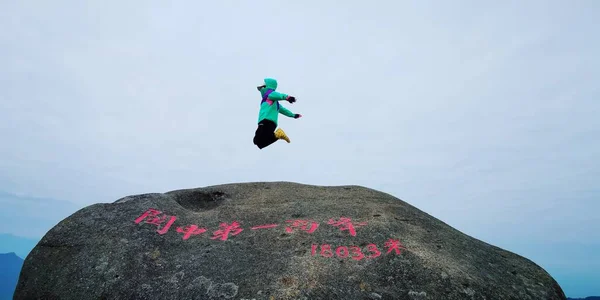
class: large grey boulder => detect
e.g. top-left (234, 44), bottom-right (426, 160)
top-left (14, 182), bottom-right (566, 299)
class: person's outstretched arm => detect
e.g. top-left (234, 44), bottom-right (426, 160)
top-left (268, 90), bottom-right (296, 103)
top-left (279, 105), bottom-right (302, 119)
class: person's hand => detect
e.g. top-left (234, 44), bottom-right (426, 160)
top-left (294, 114), bottom-right (302, 119)
top-left (287, 96), bottom-right (296, 103)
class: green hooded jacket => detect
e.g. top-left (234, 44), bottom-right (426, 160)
top-left (257, 78), bottom-right (296, 126)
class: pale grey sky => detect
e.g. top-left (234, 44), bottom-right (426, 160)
top-left (1, 0), bottom-right (598, 297)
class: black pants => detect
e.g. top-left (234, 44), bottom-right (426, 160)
top-left (253, 119), bottom-right (278, 149)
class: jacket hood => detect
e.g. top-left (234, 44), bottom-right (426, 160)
top-left (264, 78), bottom-right (278, 90)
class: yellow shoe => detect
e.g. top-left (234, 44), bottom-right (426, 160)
top-left (274, 128), bottom-right (291, 143)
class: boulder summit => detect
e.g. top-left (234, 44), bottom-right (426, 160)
top-left (14, 182), bottom-right (566, 299)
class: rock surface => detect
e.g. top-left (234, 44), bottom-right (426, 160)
top-left (15, 182), bottom-right (566, 299)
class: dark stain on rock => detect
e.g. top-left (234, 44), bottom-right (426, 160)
top-left (280, 277), bottom-right (296, 286)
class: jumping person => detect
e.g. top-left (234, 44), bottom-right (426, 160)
top-left (253, 78), bottom-right (302, 149)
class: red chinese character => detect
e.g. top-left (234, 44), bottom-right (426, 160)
top-left (211, 221), bottom-right (243, 241)
top-left (145, 215), bottom-right (167, 226)
top-left (134, 208), bottom-right (162, 224)
top-left (285, 220), bottom-right (319, 234)
top-left (134, 208), bottom-right (177, 235)
top-left (176, 225), bottom-right (207, 240)
top-left (156, 216), bottom-right (177, 234)
top-left (327, 217), bottom-right (367, 236)
top-left (384, 239), bottom-right (406, 254)
top-left (250, 224), bottom-right (279, 230)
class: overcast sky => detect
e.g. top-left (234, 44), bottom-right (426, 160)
top-left (1, 0), bottom-right (598, 297)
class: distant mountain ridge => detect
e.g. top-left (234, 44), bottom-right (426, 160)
top-left (567, 297), bottom-right (600, 300)
top-left (0, 252), bottom-right (24, 300)
top-left (0, 190), bottom-right (80, 238)
top-left (0, 234), bottom-right (39, 259)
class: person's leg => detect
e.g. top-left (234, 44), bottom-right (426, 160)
top-left (253, 126), bottom-right (271, 149)
top-left (253, 120), bottom-right (278, 149)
